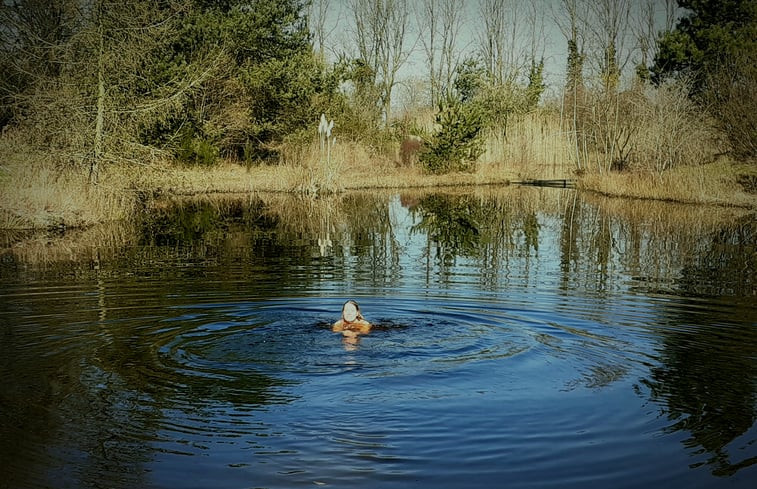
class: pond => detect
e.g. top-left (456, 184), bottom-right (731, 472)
top-left (1, 187), bottom-right (755, 488)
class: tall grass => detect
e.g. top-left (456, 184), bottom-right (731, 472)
top-left (0, 136), bottom-right (137, 229)
top-left (479, 109), bottom-right (575, 180)
top-left (279, 140), bottom-right (344, 195)
top-left (278, 135), bottom-right (402, 194)
top-left (579, 160), bottom-right (756, 207)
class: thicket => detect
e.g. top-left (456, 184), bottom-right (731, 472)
top-left (564, 80), bottom-right (717, 175)
top-left (652, 0), bottom-right (756, 159)
top-left (419, 56), bottom-right (546, 174)
top-left (0, 0), bottom-right (341, 178)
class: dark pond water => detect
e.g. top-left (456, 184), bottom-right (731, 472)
top-left (1, 188), bottom-right (756, 489)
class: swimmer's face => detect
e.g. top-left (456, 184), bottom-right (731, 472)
top-left (342, 302), bottom-right (359, 322)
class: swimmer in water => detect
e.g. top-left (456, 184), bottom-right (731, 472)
top-left (332, 300), bottom-right (371, 339)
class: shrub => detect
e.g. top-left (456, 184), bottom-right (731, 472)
top-left (705, 48), bottom-right (757, 159)
top-left (177, 131), bottom-right (219, 166)
top-left (420, 96), bottom-right (484, 174)
top-left (567, 79), bottom-right (719, 174)
top-left (629, 81), bottom-right (719, 173)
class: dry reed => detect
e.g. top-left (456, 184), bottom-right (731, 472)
top-left (579, 160), bottom-right (757, 208)
top-left (0, 138), bottom-right (137, 229)
top-left (480, 110), bottom-right (575, 180)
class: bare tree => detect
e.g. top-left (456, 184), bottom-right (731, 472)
top-left (554, 0), bottom-right (589, 92)
top-left (586, 0), bottom-right (632, 92)
top-left (87, 0), bottom-right (201, 183)
top-left (524, 0), bottom-right (546, 64)
top-left (0, 0), bottom-right (81, 78)
top-left (553, 0), bottom-right (590, 171)
top-left (348, 0), bottom-right (412, 127)
top-left (660, 0), bottom-right (678, 33)
top-left (631, 0), bottom-right (679, 84)
top-left (477, 0), bottom-right (510, 84)
top-left (309, 0), bottom-right (344, 61)
top-left (418, 0), bottom-right (465, 106)
top-left (4, 0), bottom-right (216, 181)
top-left (476, 0), bottom-right (536, 85)
top-left (308, 0), bottom-right (330, 59)
top-left (0, 0), bottom-right (82, 125)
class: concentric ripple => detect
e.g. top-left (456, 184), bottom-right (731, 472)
top-left (3, 189), bottom-right (756, 489)
top-left (147, 295), bottom-right (644, 404)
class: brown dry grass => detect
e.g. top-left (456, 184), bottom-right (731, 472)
top-left (480, 110), bottom-right (575, 181)
top-left (578, 159), bottom-right (757, 208)
top-left (0, 140), bottom-right (515, 231)
top-left (131, 140), bottom-right (515, 196)
top-left (0, 138), bottom-right (137, 229)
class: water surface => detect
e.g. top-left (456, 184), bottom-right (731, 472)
top-left (1, 188), bottom-right (755, 488)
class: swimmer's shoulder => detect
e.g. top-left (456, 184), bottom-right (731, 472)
top-left (332, 319), bottom-right (371, 334)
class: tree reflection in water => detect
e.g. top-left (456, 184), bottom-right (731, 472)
top-left (409, 191), bottom-right (757, 476)
top-left (1, 188), bottom-right (755, 484)
top-left (640, 214), bottom-right (757, 476)
top-left (402, 190), bottom-right (542, 288)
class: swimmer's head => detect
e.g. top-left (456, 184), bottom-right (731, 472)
top-left (342, 300), bottom-right (362, 323)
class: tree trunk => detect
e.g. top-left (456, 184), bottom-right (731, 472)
top-left (90, 5), bottom-right (105, 185)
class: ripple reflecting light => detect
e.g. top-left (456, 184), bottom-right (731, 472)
top-left (1, 189), bottom-right (755, 489)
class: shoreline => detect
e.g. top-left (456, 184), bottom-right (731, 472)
top-left (1, 158), bottom-right (755, 232)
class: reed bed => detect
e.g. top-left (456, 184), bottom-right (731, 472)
top-left (579, 160), bottom-right (757, 208)
top-left (480, 110), bottom-right (575, 181)
top-left (0, 140), bottom-right (137, 229)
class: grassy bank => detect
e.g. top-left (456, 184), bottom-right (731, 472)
top-left (0, 133), bottom-right (518, 230)
top-left (578, 160), bottom-right (757, 208)
top-left (0, 139), bottom-right (138, 230)
top-left (1, 118), bottom-right (755, 231)
top-left (130, 158), bottom-right (515, 196)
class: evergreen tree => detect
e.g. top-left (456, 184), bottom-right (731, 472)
top-left (651, 0), bottom-right (756, 158)
top-left (526, 58), bottom-right (546, 110)
top-left (142, 0), bottom-right (331, 162)
top-left (420, 94), bottom-right (484, 174)
top-left (651, 0), bottom-right (756, 87)
top-left (565, 39), bottom-right (584, 94)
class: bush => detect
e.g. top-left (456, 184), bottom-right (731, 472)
top-left (629, 81), bottom-right (719, 173)
top-left (420, 96), bottom-right (484, 174)
top-left (705, 48), bottom-right (757, 159)
top-left (177, 131), bottom-right (219, 166)
top-left (568, 80), bottom-right (718, 174)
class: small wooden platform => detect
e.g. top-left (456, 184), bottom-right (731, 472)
top-left (516, 179), bottom-right (576, 188)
